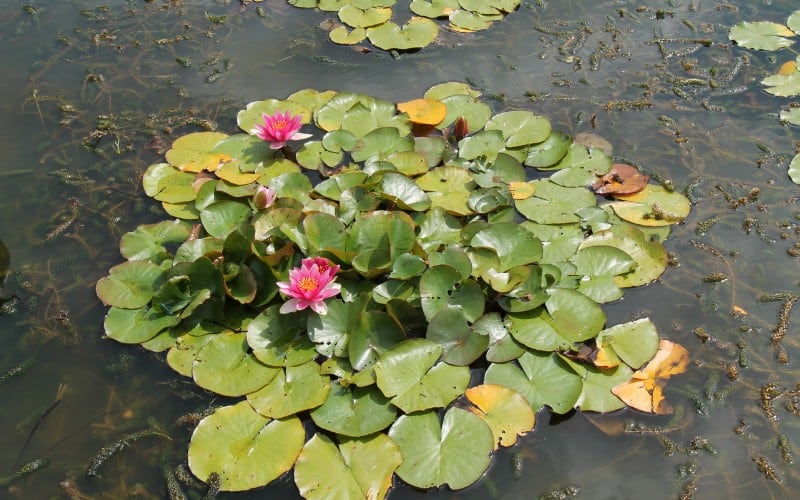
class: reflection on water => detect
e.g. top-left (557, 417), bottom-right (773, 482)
top-left (0, 0), bottom-right (799, 498)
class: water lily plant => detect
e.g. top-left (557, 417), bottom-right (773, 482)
top-left (98, 83), bottom-right (692, 497)
top-left (251, 110), bottom-right (312, 149)
top-left (276, 257), bottom-right (341, 314)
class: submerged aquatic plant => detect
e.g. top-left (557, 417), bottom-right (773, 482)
top-left (276, 257), bottom-right (341, 314)
top-left (251, 111), bottom-right (312, 149)
top-left (96, 83), bottom-right (691, 496)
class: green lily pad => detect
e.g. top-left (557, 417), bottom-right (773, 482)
top-left (389, 407), bottom-right (494, 490)
top-left (780, 105), bottom-right (800, 126)
top-left (271, 172), bottom-right (314, 204)
top-left (348, 310), bottom-right (406, 371)
top-left (339, 5), bottom-right (392, 28)
top-left (296, 141), bottom-right (344, 170)
top-left (192, 331), bottom-right (280, 397)
top-left (96, 261), bottom-right (163, 309)
top-left (415, 165), bottom-right (475, 215)
top-left (571, 362), bottom-right (632, 413)
top-left (525, 130), bottom-right (572, 168)
top-left (449, 10), bottom-right (499, 32)
top-left (470, 222), bottom-right (543, 272)
top-left (294, 433), bottom-right (402, 500)
top-left (428, 247), bottom-right (472, 279)
top-left (375, 338), bottom-right (470, 412)
top-left (410, 0), bottom-right (460, 18)
top-left (319, 0), bottom-right (354, 11)
top-left (142, 163), bottom-right (176, 197)
top-left (761, 71), bottom-right (800, 97)
top-left (166, 331), bottom-right (216, 377)
top-left (367, 17), bottom-right (439, 50)
top-left (212, 133), bottom-right (275, 173)
top-left (388, 253), bottom-right (427, 280)
top-left (247, 305), bottom-right (318, 367)
top-left (506, 307), bottom-right (570, 351)
top-left (545, 288), bottom-right (606, 343)
top-left (570, 245), bottom-right (635, 303)
top-left (103, 306), bottom-right (180, 344)
top-left (315, 93), bottom-right (369, 132)
top-left (788, 10), bottom-right (800, 34)
top-left (596, 318), bottom-right (660, 370)
top-left (426, 305), bottom-right (489, 365)
top-left (352, 126), bottom-right (414, 162)
top-left (200, 200), bottom-right (252, 239)
top-left (580, 225), bottom-right (667, 287)
top-left (485, 111), bottom-right (551, 148)
top-left (416, 207), bottom-right (463, 252)
top-left (515, 180), bottom-right (596, 224)
top-left (306, 298), bottom-right (365, 357)
top-left (419, 265), bottom-right (485, 321)
top-left (438, 93), bottom-right (493, 132)
top-left (473, 312), bottom-right (526, 362)
top-left (379, 172), bottom-right (432, 211)
top-left (310, 382), bottom-right (397, 437)
top-left (329, 25), bottom-right (368, 45)
top-left (790, 153), bottom-right (800, 184)
top-left (549, 144), bottom-right (612, 188)
top-left (120, 220), bottom-right (192, 263)
top-left (424, 81), bottom-right (482, 101)
top-left (458, 130), bottom-right (506, 162)
top-left (188, 401), bottom-right (305, 492)
top-left (485, 350), bottom-right (583, 414)
top-left (247, 361), bottom-right (330, 418)
top-left (348, 210), bottom-right (417, 276)
top-left (729, 21), bottom-right (795, 51)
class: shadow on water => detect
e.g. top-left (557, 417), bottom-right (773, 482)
top-left (0, 0), bottom-right (799, 498)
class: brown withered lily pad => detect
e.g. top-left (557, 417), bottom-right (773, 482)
top-left (592, 163), bottom-right (649, 195)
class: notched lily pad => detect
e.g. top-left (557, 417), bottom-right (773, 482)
top-left (188, 401), bottom-right (305, 492)
top-left (606, 185), bottom-right (691, 226)
top-left (729, 21), bottom-right (795, 51)
top-left (389, 407), bottom-right (494, 490)
top-left (367, 17), bottom-right (439, 51)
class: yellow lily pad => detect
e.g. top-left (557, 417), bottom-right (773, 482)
top-left (165, 132), bottom-right (230, 173)
top-left (607, 185), bottom-right (691, 226)
top-left (464, 384), bottom-right (535, 449)
top-left (214, 160), bottom-right (262, 185)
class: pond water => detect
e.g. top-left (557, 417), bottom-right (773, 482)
top-left (1, 0), bottom-right (799, 498)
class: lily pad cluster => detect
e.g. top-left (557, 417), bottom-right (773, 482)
top-left (290, 0), bottom-right (520, 50)
top-left (728, 9), bottom-right (800, 184)
top-left (96, 82), bottom-right (691, 495)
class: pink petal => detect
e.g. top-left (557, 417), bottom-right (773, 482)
top-left (309, 301), bottom-right (328, 315)
top-left (279, 298), bottom-right (303, 314)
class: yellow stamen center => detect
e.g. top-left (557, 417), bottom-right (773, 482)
top-left (272, 119), bottom-right (287, 130)
top-left (297, 276), bottom-right (319, 292)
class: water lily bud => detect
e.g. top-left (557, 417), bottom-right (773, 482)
top-left (454, 116), bottom-right (469, 140)
top-left (253, 185), bottom-right (276, 209)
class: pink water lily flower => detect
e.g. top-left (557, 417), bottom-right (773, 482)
top-left (252, 111), bottom-right (312, 149)
top-left (301, 256), bottom-right (340, 277)
top-left (253, 185), bottom-right (276, 209)
top-left (277, 258), bottom-right (341, 315)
